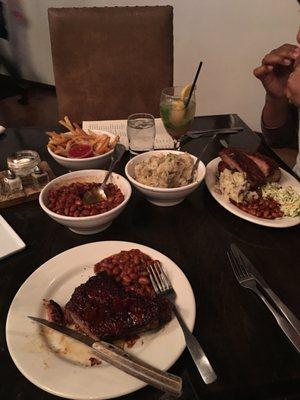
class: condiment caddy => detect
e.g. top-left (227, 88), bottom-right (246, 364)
top-left (0, 160), bottom-right (55, 209)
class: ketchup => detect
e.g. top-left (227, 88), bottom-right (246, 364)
top-left (67, 143), bottom-right (93, 158)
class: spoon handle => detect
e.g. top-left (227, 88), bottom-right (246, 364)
top-left (188, 134), bottom-right (217, 184)
top-left (102, 159), bottom-right (117, 186)
top-left (102, 144), bottom-right (126, 185)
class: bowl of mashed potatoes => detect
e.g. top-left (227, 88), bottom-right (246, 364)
top-left (125, 150), bottom-right (206, 206)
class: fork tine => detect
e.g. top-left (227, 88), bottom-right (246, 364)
top-left (152, 262), bottom-right (166, 291)
top-left (231, 248), bottom-right (249, 278)
top-left (227, 251), bottom-right (238, 279)
top-left (148, 264), bottom-right (164, 292)
top-left (231, 250), bottom-right (247, 279)
top-left (154, 261), bottom-right (171, 290)
top-left (147, 266), bottom-right (160, 294)
top-left (153, 261), bottom-right (169, 291)
top-left (227, 250), bottom-right (243, 281)
top-left (231, 243), bottom-right (250, 268)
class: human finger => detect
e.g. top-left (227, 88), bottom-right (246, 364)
top-left (262, 52), bottom-right (294, 66)
top-left (271, 43), bottom-right (299, 58)
top-left (291, 46), bottom-right (300, 59)
top-left (253, 64), bottom-right (273, 79)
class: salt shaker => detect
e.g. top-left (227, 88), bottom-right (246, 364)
top-left (3, 169), bottom-right (23, 193)
top-left (31, 166), bottom-right (49, 188)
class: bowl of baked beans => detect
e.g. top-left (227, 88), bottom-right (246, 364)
top-left (39, 170), bottom-right (132, 235)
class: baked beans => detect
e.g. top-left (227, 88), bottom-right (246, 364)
top-left (231, 196), bottom-right (283, 219)
top-left (94, 249), bottom-right (156, 296)
top-left (47, 182), bottom-right (124, 217)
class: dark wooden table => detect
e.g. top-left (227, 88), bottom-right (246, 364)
top-left (1, 115), bottom-right (299, 400)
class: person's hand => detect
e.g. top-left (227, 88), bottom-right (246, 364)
top-left (286, 55), bottom-right (300, 107)
top-left (253, 44), bottom-right (300, 99)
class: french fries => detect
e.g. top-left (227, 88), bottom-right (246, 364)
top-left (46, 116), bottom-right (119, 158)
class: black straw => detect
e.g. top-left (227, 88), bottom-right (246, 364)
top-left (185, 61), bottom-right (203, 108)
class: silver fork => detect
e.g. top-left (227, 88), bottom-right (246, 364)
top-left (227, 250), bottom-right (300, 353)
top-left (147, 261), bottom-right (217, 384)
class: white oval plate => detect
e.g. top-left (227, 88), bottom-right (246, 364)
top-left (6, 241), bottom-right (196, 399)
top-left (205, 157), bottom-right (300, 228)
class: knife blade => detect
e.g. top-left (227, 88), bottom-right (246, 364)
top-left (230, 244), bottom-right (300, 334)
top-left (186, 127), bottom-right (244, 139)
top-left (28, 316), bottom-right (182, 397)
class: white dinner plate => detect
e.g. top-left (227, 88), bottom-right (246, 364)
top-left (6, 241), bottom-right (196, 399)
top-left (205, 157), bottom-right (300, 228)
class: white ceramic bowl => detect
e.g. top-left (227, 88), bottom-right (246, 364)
top-left (47, 130), bottom-right (116, 171)
top-left (39, 170), bottom-right (132, 235)
top-left (125, 150), bottom-right (206, 206)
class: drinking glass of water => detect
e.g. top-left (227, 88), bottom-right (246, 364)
top-left (127, 113), bottom-right (156, 156)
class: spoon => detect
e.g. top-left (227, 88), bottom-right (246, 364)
top-left (83, 143), bottom-right (126, 204)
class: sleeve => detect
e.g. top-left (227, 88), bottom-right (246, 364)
top-left (261, 105), bottom-right (298, 149)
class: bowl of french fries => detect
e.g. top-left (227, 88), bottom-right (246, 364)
top-left (47, 116), bottom-right (120, 170)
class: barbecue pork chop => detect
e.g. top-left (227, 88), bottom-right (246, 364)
top-left (60, 272), bottom-right (172, 341)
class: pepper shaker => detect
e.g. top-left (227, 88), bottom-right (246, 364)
top-left (31, 166), bottom-right (49, 188)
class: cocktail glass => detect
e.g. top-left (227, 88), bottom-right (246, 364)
top-left (160, 86), bottom-right (196, 150)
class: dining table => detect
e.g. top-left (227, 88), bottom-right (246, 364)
top-left (0, 114), bottom-right (299, 400)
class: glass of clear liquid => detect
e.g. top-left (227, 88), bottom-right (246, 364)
top-left (127, 113), bottom-right (156, 156)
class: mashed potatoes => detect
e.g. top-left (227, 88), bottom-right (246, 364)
top-left (134, 153), bottom-right (194, 188)
top-left (218, 169), bottom-right (250, 203)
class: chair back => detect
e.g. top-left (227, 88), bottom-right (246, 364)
top-left (48, 6), bottom-right (173, 122)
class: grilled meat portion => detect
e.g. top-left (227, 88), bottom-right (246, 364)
top-left (64, 272), bottom-right (172, 341)
top-left (43, 299), bottom-right (65, 326)
top-left (244, 152), bottom-right (281, 182)
top-left (266, 169), bottom-right (281, 183)
top-left (219, 147), bottom-right (266, 188)
top-left (219, 148), bottom-right (242, 172)
top-left (218, 160), bottom-right (231, 175)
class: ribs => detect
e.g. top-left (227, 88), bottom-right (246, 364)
top-left (218, 160), bottom-right (231, 175)
top-left (219, 147), bottom-right (266, 187)
top-left (244, 152), bottom-right (281, 182)
top-left (219, 147), bottom-right (281, 187)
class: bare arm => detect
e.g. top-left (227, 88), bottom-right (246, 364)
top-left (261, 104), bottom-right (298, 148)
top-left (254, 43), bottom-right (299, 147)
top-left (262, 95), bottom-right (290, 128)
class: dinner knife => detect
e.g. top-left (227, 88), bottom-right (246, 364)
top-left (28, 316), bottom-right (182, 397)
top-left (231, 244), bottom-right (300, 334)
top-left (186, 127), bottom-right (244, 139)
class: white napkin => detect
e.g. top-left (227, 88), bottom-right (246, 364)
top-left (82, 119), bottom-right (174, 150)
top-left (0, 215), bottom-right (25, 260)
